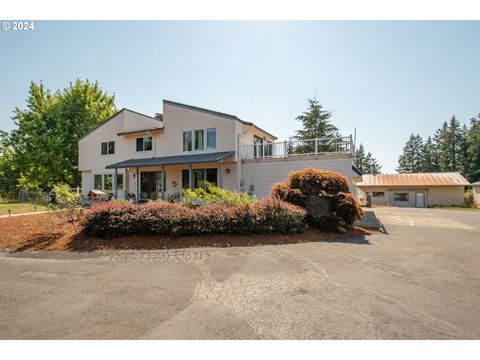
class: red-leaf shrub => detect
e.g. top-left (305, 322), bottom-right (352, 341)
top-left (82, 198), bottom-right (306, 238)
top-left (270, 168), bottom-right (363, 232)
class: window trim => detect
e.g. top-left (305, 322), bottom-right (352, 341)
top-left (136, 136), bottom-right (153, 152)
top-left (101, 141), bottom-right (115, 155)
top-left (183, 127), bottom-right (217, 153)
top-left (393, 192), bottom-right (409, 202)
top-left (93, 173), bottom-right (123, 192)
top-left (183, 131), bottom-right (193, 152)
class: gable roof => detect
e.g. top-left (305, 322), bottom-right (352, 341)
top-left (357, 172), bottom-right (470, 187)
top-left (163, 99), bottom-right (278, 140)
top-left (79, 108), bottom-right (162, 141)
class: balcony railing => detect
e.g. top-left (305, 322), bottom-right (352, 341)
top-left (242, 136), bottom-right (353, 160)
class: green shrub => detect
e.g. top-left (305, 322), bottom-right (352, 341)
top-left (465, 189), bottom-right (474, 208)
top-left (81, 198), bottom-right (306, 238)
top-left (49, 183), bottom-right (83, 223)
top-left (182, 182), bottom-right (255, 207)
top-left (271, 168), bottom-right (363, 232)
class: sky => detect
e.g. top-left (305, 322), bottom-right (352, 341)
top-left (1, 21), bottom-right (479, 172)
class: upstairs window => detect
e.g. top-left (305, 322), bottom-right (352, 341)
top-left (206, 128), bottom-right (216, 149)
top-left (136, 136), bottom-right (153, 152)
top-left (183, 131), bottom-right (192, 151)
top-left (101, 141), bottom-right (115, 155)
top-left (184, 128), bottom-right (217, 152)
top-left (195, 129), bottom-right (204, 151)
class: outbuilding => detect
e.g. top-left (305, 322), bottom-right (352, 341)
top-left (355, 172), bottom-right (469, 208)
top-left (472, 181), bottom-right (480, 206)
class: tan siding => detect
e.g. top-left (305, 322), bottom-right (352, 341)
top-left (428, 186), bottom-right (465, 206)
top-left (161, 103), bottom-right (236, 157)
top-left (473, 185), bottom-right (480, 205)
top-left (241, 156), bottom-right (356, 198)
top-left (123, 110), bottom-right (161, 132)
top-left (357, 185), bottom-right (465, 207)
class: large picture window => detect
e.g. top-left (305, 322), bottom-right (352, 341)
top-left (93, 173), bottom-right (123, 192)
top-left (182, 168), bottom-right (217, 189)
top-left (101, 141), bottom-right (115, 155)
top-left (136, 136), bottom-right (153, 152)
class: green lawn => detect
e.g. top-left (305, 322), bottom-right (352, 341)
top-left (0, 203), bottom-right (48, 216)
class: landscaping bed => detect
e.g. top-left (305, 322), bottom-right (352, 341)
top-left (0, 212), bottom-right (369, 252)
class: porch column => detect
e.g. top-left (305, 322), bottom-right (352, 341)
top-left (114, 168), bottom-right (118, 199)
top-left (189, 165), bottom-right (193, 190)
top-left (136, 167), bottom-right (140, 201)
top-left (161, 166), bottom-right (165, 200)
top-left (219, 161), bottom-right (224, 188)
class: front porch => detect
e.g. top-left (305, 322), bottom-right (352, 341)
top-left (105, 151), bottom-right (236, 201)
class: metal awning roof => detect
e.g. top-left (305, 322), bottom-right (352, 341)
top-left (106, 151), bottom-right (234, 169)
top-left (117, 126), bottom-right (163, 136)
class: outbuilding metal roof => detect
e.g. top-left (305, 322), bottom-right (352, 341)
top-left (106, 151), bottom-right (234, 169)
top-left (357, 172), bottom-right (470, 187)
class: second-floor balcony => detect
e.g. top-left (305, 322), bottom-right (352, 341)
top-left (242, 136), bottom-right (353, 160)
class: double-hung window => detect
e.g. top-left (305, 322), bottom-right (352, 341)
top-left (101, 141), bottom-right (115, 155)
top-left (136, 136), bottom-right (153, 152)
top-left (183, 128), bottom-right (216, 152)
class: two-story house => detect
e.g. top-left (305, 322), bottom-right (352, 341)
top-left (78, 100), bottom-right (361, 200)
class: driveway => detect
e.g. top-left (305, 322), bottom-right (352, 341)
top-left (0, 207), bottom-right (479, 339)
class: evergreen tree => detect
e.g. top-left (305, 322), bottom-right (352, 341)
top-left (354, 143), bottom-right (367, 173)
top-left (354, 143), bottom-right (382, 174)
top-left (443, 115), bottom-right (463, 171)
top-left (420, 136), bottom-right (439, 172)
top-left (294, 96), bottom-right (339, 140)
top-left (397, 134), bottom-right (423, 173)
top-left (465, 115), bottom-right (480, 182)
top-left (364, 152), bottom-right (382, 175)
top-left (434, 121), bottom-right (449, 171)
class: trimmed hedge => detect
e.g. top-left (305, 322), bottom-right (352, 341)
top-left (271, 168), bottom-right (363, 232)
top-left (81, 198), bottom-right (306, 238)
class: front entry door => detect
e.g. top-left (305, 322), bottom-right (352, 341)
top-left (415, 192), bottom-right (425, 208)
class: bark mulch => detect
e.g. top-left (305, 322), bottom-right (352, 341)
top-left (0, 213), bottom-right (371, 252)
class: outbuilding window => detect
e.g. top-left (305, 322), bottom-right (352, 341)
top-left (394, 192), bottom-right (409, 201)
top-left (373, 192), bottom-right (385, 198)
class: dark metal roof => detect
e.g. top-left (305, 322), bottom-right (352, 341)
top-left (117, 126), bottom-right (163, 136)
top-left (163, 99), bottom-right (278, 140)
top-left (352, 164), bottom-right (363, 176)
top-left (79, 108), bottom-right (163, 140)
top-left (106, 151), bottom-right (235, 169)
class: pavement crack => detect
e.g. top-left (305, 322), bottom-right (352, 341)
top-left (284, 249), bottom-right (477, 339)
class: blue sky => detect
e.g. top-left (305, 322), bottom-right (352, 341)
top-left (1, 21), bottom-right (479, 172)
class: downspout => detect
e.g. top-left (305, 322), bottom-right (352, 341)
top-left (237, 132), bottom-right (242, 192)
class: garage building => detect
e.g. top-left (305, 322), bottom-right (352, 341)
top-left (355, 172), bottom-right (470, 208)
